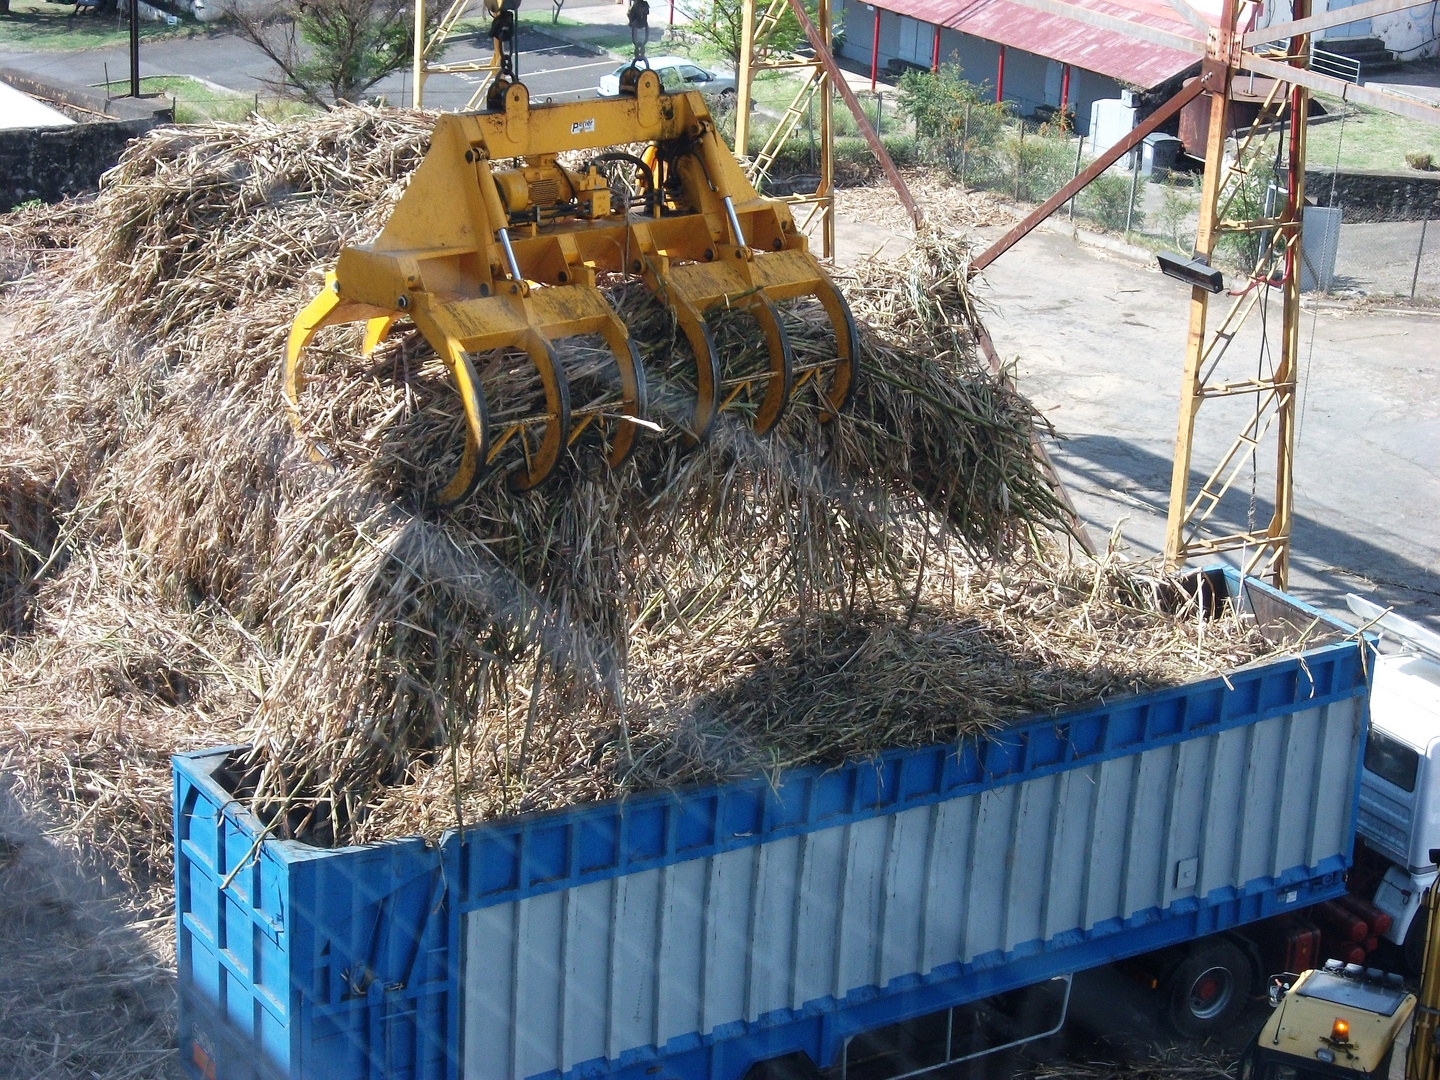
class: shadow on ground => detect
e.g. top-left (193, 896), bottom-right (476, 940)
top-left (1049, 433), bottom-right (1440, 631)
top-left (0, 781), bottom-right (179, 1080)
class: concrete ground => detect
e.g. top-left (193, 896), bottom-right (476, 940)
top-left (978, 225), bottom-right (1440, 633)
top-left (821, 201), bottom-right (1440, 634)
top-left (1365, 57), bottom-right (1440, 107)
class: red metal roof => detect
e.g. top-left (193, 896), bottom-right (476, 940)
top-left (871, 0), bottom-right (1216, 88)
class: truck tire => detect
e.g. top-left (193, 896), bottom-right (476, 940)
top-left (1165, 939), bottom-right (1252, 1039)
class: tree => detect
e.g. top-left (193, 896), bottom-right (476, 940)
top-left (227, 0), bottom-right (423, 108)
top-left (675, 0), bottom-right (818, 74)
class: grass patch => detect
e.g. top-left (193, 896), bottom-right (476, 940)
top-left (0, 0), bottom-right (200, 51)
top-left (1308, 94), bottom-right (1440, 173)
top-left (98, 75), bottom-right (319, 123)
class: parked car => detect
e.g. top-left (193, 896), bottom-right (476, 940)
top-left (597, 56), bottom-right (736, 99)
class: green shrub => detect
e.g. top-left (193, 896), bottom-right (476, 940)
top-left (1081, 170), bottom-right (1145, 232)
top-left (1005, 123), bottom-right (1074, 203)
top-left (895, 63), bottom-right (1007, 176)
top-left (1155, 178), bottom-right (1195, 247)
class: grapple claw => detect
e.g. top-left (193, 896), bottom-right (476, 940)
top-left (810, 278), bottom-right (861, 421)
top-left (748, 294), bottom-right (796, 436)
top-left (362, 315), bottom-right (398, 358)
top-left (504, 335), bottom-right (572, 492)
top-left (282, 72), bottom-right (856, 505)
top-left (587, 318), bottom-right (649, 469)
top-left (285, 274), bottom-right (398, 457)
top-left (434, 349), bottom-right (490, 508)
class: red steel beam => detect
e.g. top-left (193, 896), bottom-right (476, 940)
top-left (970, 76), bottom-right (1205, 273)
top-left (870, 9), bottom-right (880, 92)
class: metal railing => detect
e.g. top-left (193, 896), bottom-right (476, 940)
top-left (1310, 43), bottom-right (1363, 84)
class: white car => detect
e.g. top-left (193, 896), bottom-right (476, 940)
top-left (597, 56), bottom-right (737, 99)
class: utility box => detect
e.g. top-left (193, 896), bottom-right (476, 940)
top-left (1300, 204), bottom-right (1343, 292)
top-left (1089, 98), bottom-right (1137, 157)
top-left (1265, 183), bottom-right (1343, 292)
top-left (1141, 134), bottom-right (1183, 180)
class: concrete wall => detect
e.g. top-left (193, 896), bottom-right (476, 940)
top-left (1306, 167), bottom-right (1440, 221)
top-left (0, 118), bottom-right (159, 211)
top-left (0, 69), bottom-right (170, 212)
top-left (1364, 1), bottom-right (1439, 61)
top-left (1252, 0), bottom-right (1439, 60)
top-left (935, 27), bottom-right (1002, 92)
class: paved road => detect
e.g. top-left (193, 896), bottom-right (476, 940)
top-left (811, 201), bottom-right (1440, 633)
top-left (973, 225), bottom-right (1440, 633)
top-left (0, 20), bottom-right (620, 105)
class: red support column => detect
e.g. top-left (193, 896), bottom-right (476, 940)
top-left (1060, 63), bottom-right (1070, 111)
top-left (996, 44), bottom-right (1006, 104)
top-left (932, 25), bottom-right (941, 71)
top-left (870, 9), bottom-right (881, 92)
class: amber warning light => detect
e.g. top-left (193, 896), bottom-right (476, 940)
top-left (1332, 1019), bottom-right (1350, 1043)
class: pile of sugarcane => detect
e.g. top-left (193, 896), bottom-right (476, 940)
top-left (0, 109), bottom-right (1283, 881)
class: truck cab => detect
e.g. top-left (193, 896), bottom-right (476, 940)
top-left (1242, 962), bottom-right (1415, 1080)
top-left (1357, 648), bottom-right (1440, 969)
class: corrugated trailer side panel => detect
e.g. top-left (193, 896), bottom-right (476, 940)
top-left (175, 575), bottom-right (1370, 1080)
top-left (456, 691), bottom-right (1363, 1080)
top-left (176, 762), bottom-right (453, 1080)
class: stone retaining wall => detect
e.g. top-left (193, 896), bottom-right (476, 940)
top-left (1306, 167), bottom-right (1440, 222)
top-left (0, 68), bottom-right (170, 213)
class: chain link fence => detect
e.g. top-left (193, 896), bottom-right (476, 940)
top-left (913, 106), bottom-right (1439, 302)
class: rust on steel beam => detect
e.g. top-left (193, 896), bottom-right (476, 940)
top-left (970, 76), bottom-right (1205, 273)
top-left (786, 0), bottom-right (923, 226)
top-left (1240, 52), bottom-right (1440, 125)
top-left (1243, 0), bottom-right (1431, 45)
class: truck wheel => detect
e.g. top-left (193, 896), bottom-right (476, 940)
top-left (1165, 939), bottom-right (1252, 1039)
top-left (1404, 906), bottom-right (1429, 976)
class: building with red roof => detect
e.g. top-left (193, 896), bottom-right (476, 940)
top-left (838, 0), bottom-right (1218, 134)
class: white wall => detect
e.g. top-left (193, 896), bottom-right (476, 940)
top-left (1253, 0), bottom-right (1439, 61)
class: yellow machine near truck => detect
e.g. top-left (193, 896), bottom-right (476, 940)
top-left (1246, 856), bottom-right (1440, 1080)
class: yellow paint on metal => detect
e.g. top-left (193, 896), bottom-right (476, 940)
top-left (1259, 970), bottom-right (1415, 1075)
top-left (284, 69), bottom-right (859, 503)
top-left (1407, 883), bottom-right (1440, 1080)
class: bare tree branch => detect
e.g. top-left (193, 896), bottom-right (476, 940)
top-left (225, 0), bottom-right (428, 108)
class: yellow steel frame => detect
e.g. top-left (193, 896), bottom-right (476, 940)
top-left (1163, 0), bottom-right (1311, 589)
top-left (286, 72), bottom-right (859, 504)
top-left (413, 0), bottom-right (505, 111)
top-left (735, 0), bottom-right (836, 258)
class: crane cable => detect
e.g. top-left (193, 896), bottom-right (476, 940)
top-left (1297, 100), bottom-right (1348, 449)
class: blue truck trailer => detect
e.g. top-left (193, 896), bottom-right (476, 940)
top-left (174, 571), bottom-right (1376, 1080)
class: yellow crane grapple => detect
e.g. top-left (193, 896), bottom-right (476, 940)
top-left (286, 67), bottom-right (859, 504)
